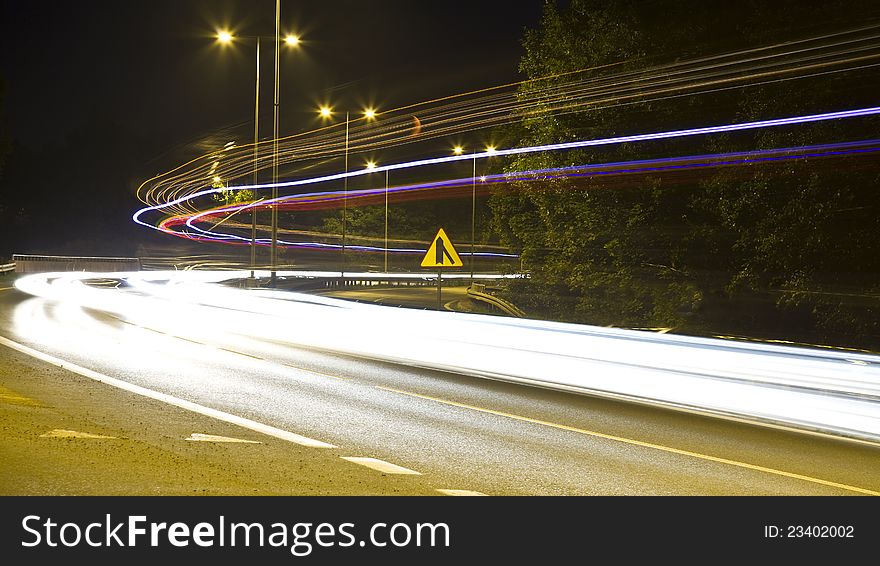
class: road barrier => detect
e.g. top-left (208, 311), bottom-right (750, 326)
top-left (467, 284), bottom-right (526, 317)
top-left (12, 254), bottom-right (141, 274)
top-left (0, 262), bottom-right (14, 274)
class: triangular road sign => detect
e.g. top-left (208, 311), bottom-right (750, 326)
top-left (421, 228), bottom-right (463, 267)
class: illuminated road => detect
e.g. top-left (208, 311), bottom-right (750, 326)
top-left (1, 272), bottom-right (878, 495)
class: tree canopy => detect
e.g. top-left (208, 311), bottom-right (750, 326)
top-left (490, 0), bottom-right (880, 349)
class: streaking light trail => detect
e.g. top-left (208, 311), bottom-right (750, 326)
top-left (137, 24), bottom-right (880, 212)
top-left (137, 121), bottom-right (880, 252)
top-left (14, 271), bottom-right (880, 445)
top-left (134, 105), bottom-right (880, 239)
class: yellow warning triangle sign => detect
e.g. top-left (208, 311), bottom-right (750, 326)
top-left (421, 228), bottom-right (463, 267)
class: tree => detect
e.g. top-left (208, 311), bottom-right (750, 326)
top-left (490, 0), bottom-right (880, 348)
top-left (491, 0), bottom-right (700, 327)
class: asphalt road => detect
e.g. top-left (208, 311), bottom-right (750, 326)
top-left (1, 279), bottom-right (878, 496)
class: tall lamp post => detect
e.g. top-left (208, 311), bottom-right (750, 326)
top-left (478, 146), bottom-right (496, 282)
top-left (270, 3), bottom-right (302, 285)
top-left (363, 160), bottom-right (379, 272)
top-left (252, 36), bottom-right (260, 279)
top-left (342, 111), bottom-right (349, 279)
top-left (215, 30), bottom-right (261, 278)
top-left (215, 3), bottom-right (300, 286)
top-left (454, 144), bottom-right (493, 283)
top-left (318, 106), bottom-right (377, 278)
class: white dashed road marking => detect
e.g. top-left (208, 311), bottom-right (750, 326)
top-left (436, 489), bottom-right (488, 496)
top-left (40, 429), bottom-right (118, 439)
top-left (185, 433), bottom-right (261, 443)
top-left (341, 457), bottom-right (422, 475)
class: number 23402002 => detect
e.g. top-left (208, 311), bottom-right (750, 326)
top-left (764, 525), bottom-right (854, 538)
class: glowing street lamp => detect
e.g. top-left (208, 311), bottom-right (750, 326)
top-left (215, 29), bottom-right (262, 278)
top-left (363, 160), bottom-right (385, 272)
top-left (465, 145), bottom-right (496, 282)
top-left (213, 8), bottom-right (302, 284)
top-left (320, 106), bottom-right (378, 277)
top-left (384, 169), bottom-right (389, 273)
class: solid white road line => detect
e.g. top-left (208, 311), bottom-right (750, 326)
top-left (0, 335), bottom-right (336, 449)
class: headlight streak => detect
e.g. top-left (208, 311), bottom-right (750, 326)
top-left (137, 24), bottom-right (880, 212)
top-left (13, 271), bottom-right (880, 445)
top-left (134, 104), bottom-right (880, 229)
top-left (132, 23), bottom-right (880, 260)
top-left (146, 136), bottom-right (880, 251)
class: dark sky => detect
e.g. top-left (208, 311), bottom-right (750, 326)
top-left (1, 0), bottom-right (546, 154)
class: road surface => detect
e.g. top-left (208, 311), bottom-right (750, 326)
top-left (0, 273), bottom-right (878, 495)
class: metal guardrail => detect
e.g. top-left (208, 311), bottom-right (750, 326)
top-left (0, 263), bottom-right (14, 274)
top-left (467, 284), bottom-right (526, 318)
top-left (11, 254), bottom-right (141, 274)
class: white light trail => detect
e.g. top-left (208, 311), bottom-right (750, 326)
top-left (13, 271), bottom-right (880, 445)
top-left (133, 105), bottom-right (880, 231)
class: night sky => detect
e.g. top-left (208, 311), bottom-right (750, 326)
top-left (1, 0), bottom-right (544, 150)
top-left (0, 0), bottom-right (547, 255)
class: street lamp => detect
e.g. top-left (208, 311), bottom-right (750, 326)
top-left (384, 168), bottom-right (389, 273)
top-left (476, 146), bottom-right (497, 281)
top-left (215, 29), bottom-right (262, 279)
top-left (363, 160), bottom-right (385, 273)
top-left (270, 0), bottom-right (281, 285)
top-left (318, 106), bottom-right (377, 278)
top-left (215, 3), bottom-right (301, 286)
top-left (452, 144), bottom-right (495, 283)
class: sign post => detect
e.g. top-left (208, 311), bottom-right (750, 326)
top-left (420, 228), bottom-right (463, 311)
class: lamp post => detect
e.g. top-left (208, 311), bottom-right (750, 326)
top-left (471, 150), bottom-right (477, 283)
top-left (454, 145), bottom-right (487, 284)
top-left (478, 146), bottom-right (496, 282)
top-left (270, 0), bottom-right (281, 285)
top-left (318, 106), bottom-right (377, 278)
top-left (384, 169), bottom-right (389, 273)
top-left (272, 29), bottom-right (301, 284)
top-left (215, 2), bottom-right (300, 286)
top-left (215, 30), bottom-right (260, 278)
top-left (364, 160), bottom-right (380, 273)
top-left (251, 36), bottom-right (260, 279)
top-left (342, 111), bottom-right (349, 278)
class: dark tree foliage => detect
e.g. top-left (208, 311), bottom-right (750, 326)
top-left (490, 0), bottom-right (880, 349)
